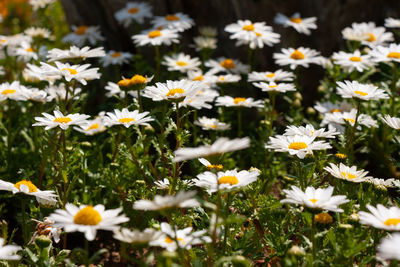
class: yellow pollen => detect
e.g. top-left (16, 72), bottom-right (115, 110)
top-left (165, 14), bottom-right (180, 21)
top-left (349, 56), bottom-right (361, 62)
top-left (309, 198), bottom-right (317, 204)
top-left (354, 90), bottom-right (368, 96)
top-left (288, 142), bottom-right (308, 150)
top-left (193, 75), bottom-right (204, 81)
top-left (166, 88), bottom-right (185, 97)
top-left (119, 118), bottom-right (135, 123)
top-left (220, 59), bottom-right (235, 69)
top-left (341, 172), bottom-right (357, 179)
top-left (366, 33), bottom-right (375, 42)
top-left (128, 7), bottom-right (139, 14)
top-left (387, 52), bottom-right (400, 59)
top-left (233, 97), bottom-right (246, 104)
top-left (86, 123), bottom-right (99, 131)
top-left (165, 237), bottom-right (184, 244)
top-left (61, 68), bottom-right (78, 75)
top-left (330, 109), bottom-right (341, 113)
top-left (14, 180), bottom-right (38, 193)
top-left (75, 26), bottom-right (88, 35)
top-left (118, 79), bottom-right (130, 87)
top-left (218, 176), bottom-right (239, 185)
top-left (242, 24), bottom-right (255, 31)
top-left (73, 206), bottom-right (102, 225)
top-left (290, 17), bottom-right (302, 23)
top-left (206, 124), bottom-right (217, 129)
top-left (269, 85), bottom-right (278, 89)
top-left (384, 218), bottom-right (400, 226)
top-left (0, 39), bottom-right (6, 43)
top-left (206, 164), bottom-right (223, 170)
top-left (314, 213), bottom-right (333, 224)
top-left (148, 30), bottom-right (162, 38)
top-left (255, 32), bottom-right (262, 37)
top-left (176, 61), bottom-right (187, 66)
top-left (1, 89), bottom-right (16, 95)
top-left (130, 74), bottom-right (147, 84)
top-left (219, 76), bottom-right (225, 81)
top-left (54, 117), bottom-right (72, 124)
top-left (266, 73), bottom-right (275, 78)
top-left (290, 50), bottom-right (305, 60)
top-left (335, 153), bottom-right (347, 159)
top-left (111, 52), bottom-right (122, 58)
top-left (26, 47), bottom-right (34, 52)
top-left (344, 118), bottom-right (355, 124)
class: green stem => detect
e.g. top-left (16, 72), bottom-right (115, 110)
top-left (84, 238), bottom-right (89, 267)
top-left (390, 63), bottom-right (398, 116)
top-left (222, 192), bottom-right (231, 255)
top-left (21, 197), bottom-right (27, 244)
top-left (310, 216), bottom-right (316, 267)
top-left (237, 108), bottom-right (242, 137)
top-left (345, 101), bottom-right (361, 164)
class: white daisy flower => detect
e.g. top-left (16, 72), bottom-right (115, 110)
top-left (143, 80), bottom-right (203, 102)
top-left (252, 81), bottom-right (296, 93)
top-left (266, 134), bottom-right (331, 159)
top-left (194, 169), bottom-right (259, 193)
top-left (369, 43), bottom-right (400, 63)
top-left (0, 81), bottom-right (29, 101)
top-left (224, 19), bottom-right (280, 49)
top-left (274, 12), bottom-right (317, 35)
top-left (15, 42), bottom-right (38, 62)
top-left (358, 204), bottom-right (400, 231)
top-left (273, 47), bottom-right (323, 70)
top-left (342, 22), bottom-right (393, 47)
top-left (132, 28), bottom-right (179, 47)
top-left (193, 36), bottom-right (217, 51)
top-left (73, 118), bottom-right (106, 135)
top-left (99, 50), bottom-right (132, 67)
top-left (152, 13), bottom-right (194, 32)
top-left (385, 18), bottom-right (400, 28)
top-left (178, 94), bottom-right (214, 110)
top-left (0, 179), bottom-right (57, 204)
top-left (133, 191), bottom-right (200, 210)
top-left (336, 80), bottom-right (389, 100)
top-left (162, 53), bottom-right (201, 73)
top-left (205, 57), bottom-right (249, 75)
top-left (25, 88), bottom-right (48, 103)
top-left (24, 27), bottom-right (52, 39)
top-left (113, 228), bottom-right (162, 244)
top-left (215, 96), bottom-right (263, 108)
top-left (381, 115), bottom-right (400, 129)
top-left (29, 0), bottom-right (56, 10)
top-left (150, 223), bottom-right (211, 252)
top-left (186, 70), bottom-right (219, 87)
top-left (214, 74), bottom-right (241, 85)
top-left (284, 124), bottom-right (340, 139)
top-left (314, 101), bottom-right (352, 114)
top-left (48, 204), bottom-right (129, 241)
top-left (33, 110), bottom-right (90, 130)
top-left (281, 185), bottom-right (349, 212)
top-left (114, 2), bottom-right (153, 27)
top-left (47, 46), bottom-right (105, 62)
top-left (377, 233), bottom-right (400, 260)
top-left (173, 137), bottom-right (250, 162)
top-left (0, 238), bottom-right (21, 261)
top-left (324, 163), bottom-right (372, 183)
top-left (332, 50), bottom-right (375, 72)
top-left (62, 25), bottom-right (105, 47)
top-left (365, 177), bottom-right (396, 189)
top-left (103, 108), bottom-right (153, 128)
top-left (247, 69), bottom-right (294, 83)
top-left (194, 116), bottom-right (230, 131)
top-left (322, 109), bottom-right (378, 130)
top-left (154, 178), bottom-right (170, 190)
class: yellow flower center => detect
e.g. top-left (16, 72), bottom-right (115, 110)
top-left (330, 109), bottom-right (341, 113)
top-left (384, 218), bottom-right (400, 226)
top-left (62, 68), bottom-right (78, 75)
top-left (118, 79), bottom-right (130, 87)
top-left (193, 75), bottom-right (204, 81)
top-left (176, 61), bottom-right (187, 66)
top-left (26, 47), bottom-right (34, 52)
top-left (290, 50), bottom-right (305, 60)
top-left (288, 142), bottom-right (308, 150)
top-left (219, 76), bottom-right (225, 81)
top-left (220, 59), bottom-right (235, 69)
top-left (387, 52), bottom-right (400, 59)
top-left (86, 123), bottom-right (99, 131)
top-left (111, 52), bottom-right (122, 58)
top-left (75, 26), bottom-right (88, 35)
top-left (165, 14), bottom-right (180, 21)
top-left (206, 124), bottom-right (217, 129)
top-left (206, 164), bottom-right (223, 170)
top-left (166, 88), bottom-right (185, 97)
top-left (269, 85), bottom-right (278, 89)
top-left (314, 213), bottom-right (333, 224)
top-left (119, 118), bottom-right (135, 123)
top-left (148, 30), bottom-right (162, 38)
top-left (14, 180), bottom-right (38, 193)
top-left (290, 17), bottom-right (302, 23)
top-left (128, 7), bottom-right (139, 14)
top-left (54, 117), bottom-right (72, 124)
top-left (354, 90), bottom-right (368, 96)
top-left (309, 198), bottom-right (317, 204)
top-left (165, 237), bottom-right (184, 244)
top-left (349, 56), bottom-right (361, 62)
top-left (341, 172), bottom-right (357, 179)
top-left (242, 24), bottom-right (255, 31)
top-left (0, 39), bottom-right (6, 43)
top-left (335, 153), bottom-right (347, 159)
top-left (73, 206), bottom-right (102, 225)
top-left (218, 176), bottom-right (239, 185)
top-left (255, 32), bottom-right (262, 37)
top-left (233, 97), bottom-right (246, 104)
top-left (1, 89), bottom-right (16, 95)
top-left (366, 33), bottom-right (375, 42)
top-left (130, 74), bottom-right (147, 84)
top-left (344, 118), bottom-right (355, 124)
top-left (266, 73), bottom-right (275, 78)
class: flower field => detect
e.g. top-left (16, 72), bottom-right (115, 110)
top-left (1, 1), bottom-right (400, 266)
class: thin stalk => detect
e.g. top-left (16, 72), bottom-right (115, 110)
top-left (237, 108), bottom-right (242, 137)
top-left (310, 216), bottom-right (316, 267)
top-left (84, 238), bottom-right (89, 267)
top-left (222, 192), bottom-right (231, 255)
top-left (171, 103), bottom-right (181, 193)
top-left (21, 197), bottom-right (27, 244)
top-left (390, 63), bottom-right (399, 116)
top-left (208, 189), bottom-right (222, 265)
top-left (345, 100), bottom-right (361, 163)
